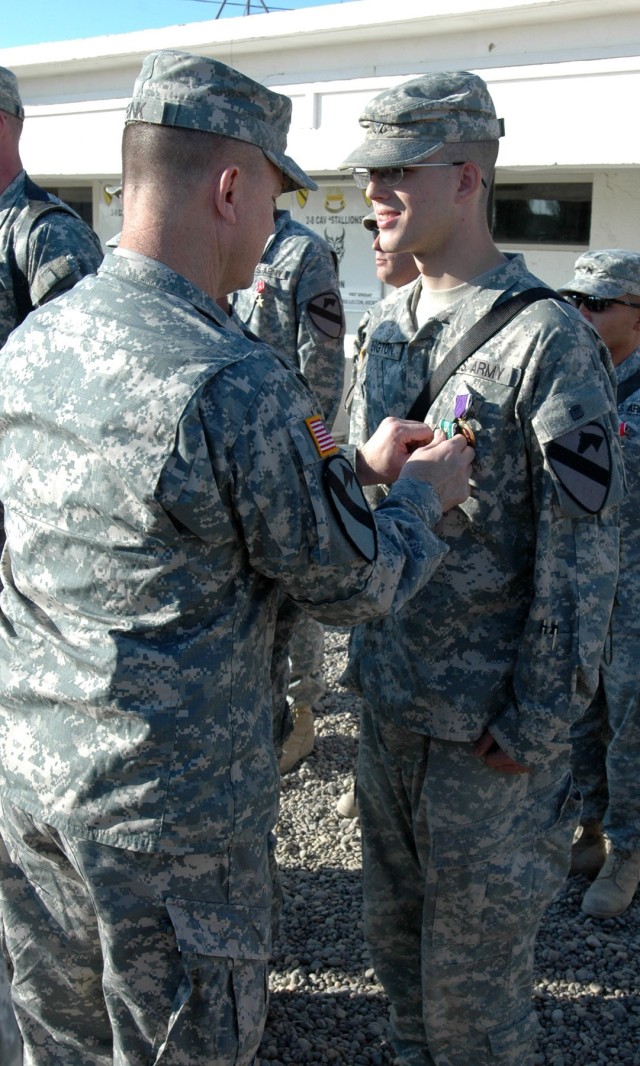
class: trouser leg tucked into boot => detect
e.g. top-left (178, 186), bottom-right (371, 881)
top-left (279, 705), bottom-right (315, 774)
top-left (570, 821), bottom-right (606, 878)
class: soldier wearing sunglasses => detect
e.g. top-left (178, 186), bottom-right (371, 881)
top-left (561, 249), bottom-right (640, 918)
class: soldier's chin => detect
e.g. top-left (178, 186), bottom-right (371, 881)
top-left (235, 267), bottom-right (258, 293)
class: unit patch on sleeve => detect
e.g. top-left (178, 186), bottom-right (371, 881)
top-left (306, 291), bottom-right (345, 338)
top-left (305, 415), bottom-right (339, 458)
top-left (323, 455), bottom-right (378, 562)
top-left (546, 422), bottom-right (613, 514)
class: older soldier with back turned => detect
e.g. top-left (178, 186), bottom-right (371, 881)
top-left (561, 250), bottom-right (640, 919)
top-left (339, 71), bottom-right (624, 1064)
top-left (0, 51), bottom-right (473, 1065)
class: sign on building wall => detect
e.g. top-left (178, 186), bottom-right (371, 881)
top-left (97, 183), bottom-right (123, 245)
top-left (283, 181), bottom-right (384, 330)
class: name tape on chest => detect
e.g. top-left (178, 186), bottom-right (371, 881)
top-left (323, 455), bottom-right (377, 563)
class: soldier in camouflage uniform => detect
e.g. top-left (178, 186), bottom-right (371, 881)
top-left (338, 71), bottom-right (625, 1064)
top-left (338, 211), bottom-right (419, 818)
top-left (233, 211), bottom-right (346, 773)
top-left (560, 250), bottom-right (640, 918)
top-left (0, 63), bottom-right (103, 1066)
top-left (0, 50), bottom-right (474, 1065)
top-left (0, 65), bottom-right (103, 349)
top-left (347, 211), bottom-right (421, 506)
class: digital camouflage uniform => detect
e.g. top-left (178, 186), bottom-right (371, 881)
top-left (344, 255), bottom-right (624, 1065)
top-left (0, 230), bottom-right (450, 1063)
top-left (569, 346), bottom-right (640, 850)
top-left (232, 209), bottom-right (345, 429)
top-left (0, 66), bottom-right (102, 1066)
top-left (233, 210), bottom-right (346, 750)
top-left (0, 169), bottom-right (103, 349)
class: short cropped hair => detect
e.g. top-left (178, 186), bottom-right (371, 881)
top-left (122, 122), bottom-right (260, 190)
top-left (439, 139), bottom-right (499, 205)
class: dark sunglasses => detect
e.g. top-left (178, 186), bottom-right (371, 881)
top-left (564, 293), bottom-right (640, 314)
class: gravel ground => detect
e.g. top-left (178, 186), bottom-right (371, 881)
top-left (259, 627), bottom-right (640, 1066)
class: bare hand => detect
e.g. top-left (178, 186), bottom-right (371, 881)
top-left (356, 417), bottom-right (435, 486)
top-left (473, 731), bottom-right (531, 775)
top-left (398, 429), bottom-right (474, 513)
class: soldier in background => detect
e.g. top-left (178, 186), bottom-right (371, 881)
top-left (0, 65), bottom-right (103, 349)
top-left (337, 211), bottom-right (419, 819)
top-left (339, 70), bottom-right (624, 1064)
top-left (0, 62), bottom-right (103, 1066)
top-left (0, 50), bottom-right (473, 1063)
top-left (561, 250), bottom-right (640, 918)
top-left (233, 210), bottom-right (346, 773)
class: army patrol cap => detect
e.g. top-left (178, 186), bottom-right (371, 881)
top-left (0, 66), bottom-right (24, 121)
top-left (561, 249), bottom-right (640, 299)
top-left (340, 71), bottom-right (504, 170)
top-left (126, 49), bottom-right (316, 193)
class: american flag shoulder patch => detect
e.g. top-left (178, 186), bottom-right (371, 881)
top-left (305, 415), bottom-right (339, 458)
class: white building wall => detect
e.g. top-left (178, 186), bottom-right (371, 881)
top-left (2, 0), bottom-right (640, 435)
top-left (591, 171), bottom-right (640, 250)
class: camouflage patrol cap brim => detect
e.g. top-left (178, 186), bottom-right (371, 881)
top-left (126, 50), bottom-right (316, 192)
top-left (363, 212), bottom-right (379, 233)
top-left (339, 71), bottom-right (503, 170)
top-left (0, 66), bottom-right (24, 121)
top-left (560, 249), bottom-right (640, 299)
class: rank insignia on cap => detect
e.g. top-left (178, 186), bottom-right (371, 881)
top-left (306, 415), bottom-right (339, 458)
top-left (324, 455), bottom-right (378, 562)
top-left (546, 421), bottom-right (612, 513)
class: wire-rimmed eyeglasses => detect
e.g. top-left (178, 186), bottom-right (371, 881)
top-left (564, 293), bottom-right (640, 314)
top-left (351, 163), bottom-right (487, 189)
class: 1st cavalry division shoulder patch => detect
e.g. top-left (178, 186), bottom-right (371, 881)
top-left (307, 291), bottom-right (344, 339)
top-left (323, 455), bottom-right (377, 562)
top-left (546, 421), bottom-right (612, 513)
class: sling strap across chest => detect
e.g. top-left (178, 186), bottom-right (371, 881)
top-left (406, 287), bottom-right (559, 422)
top-left (617, 367), bottom-right (640, 406)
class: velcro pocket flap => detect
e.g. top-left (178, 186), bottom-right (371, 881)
top-left (166, 898), bottom-right (271, 962)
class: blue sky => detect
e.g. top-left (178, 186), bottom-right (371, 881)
top-left (2, 0), bottom-right (343, 49)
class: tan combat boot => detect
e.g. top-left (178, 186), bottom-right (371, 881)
top-left (570, 821), bottom-right (606, 878)
top-left (581, 848), bottom-right (640, 918)
top-left (279, 705), bottom-right (315, 774)
top-left (336, 782), bottom-right (359, 819)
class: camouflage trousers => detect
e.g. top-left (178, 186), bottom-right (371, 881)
top-left (271, 596), bottom-right (325, 754)
top-left (358, 703), bottom-right (580, 1066)
top-left (0, 798), bottom-right (271, 1065)
top-left (0, 834), bottom-right (22, 1066)
top-left (570, 648), bottom-right (640, 851)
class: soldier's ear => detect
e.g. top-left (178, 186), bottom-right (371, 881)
top-left (214, 165), bottom-right (241, 224)
top-left (453, 161), bottom-right (484, 204)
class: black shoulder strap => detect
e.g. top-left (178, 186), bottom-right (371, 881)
top-left (11, 179), bottom-right (83, 324)
top-left (406, 287), bottom-right (559, 422)
top-left (617, 367), bottom-right (640, 406)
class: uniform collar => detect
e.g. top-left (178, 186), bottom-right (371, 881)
top-left (103, 247), bottom-right (230, 329)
